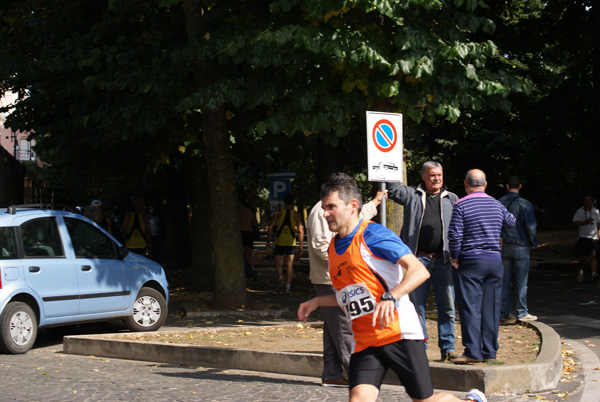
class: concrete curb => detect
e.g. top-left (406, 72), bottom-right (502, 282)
top-left (181, 303), bottom-right (290, 319)
top-left (565, 335), bottom-right (600, 401)
top-left (427, 321), bottom-right (562, 393)
top-left (63, 320), bottom-right (561, 394)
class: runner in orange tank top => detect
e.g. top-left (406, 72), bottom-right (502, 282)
top-left (297, 173), bottom-right (487, 402)
top-left (328, 219), bottom-right (424, 353)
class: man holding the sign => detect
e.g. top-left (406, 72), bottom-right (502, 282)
top-left (297, 173), bottom-right (486, 402)
top-left (386, 161), bottom-right (459, 361)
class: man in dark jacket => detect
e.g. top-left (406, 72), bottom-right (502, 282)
top-left (386, 161), bottom-right (458, 361)
top-left (498, 176), bottom-right (538, 324)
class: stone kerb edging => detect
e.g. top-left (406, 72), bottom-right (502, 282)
top-left (427, 321), bottom-right (562, 393)
top-left (62, 321), bottom-right (561, 394)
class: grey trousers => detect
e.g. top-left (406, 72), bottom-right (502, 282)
top-left (314, 284), bottom-right (353, 381)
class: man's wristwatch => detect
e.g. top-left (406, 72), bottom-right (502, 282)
top-left (380, 292), bottom-right (396, 303)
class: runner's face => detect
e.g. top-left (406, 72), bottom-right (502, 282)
top-left (421, 167), bottom-right (443, 193)
top-left (322, 191), bottom-right (355, 234)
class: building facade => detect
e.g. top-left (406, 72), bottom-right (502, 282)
top-left (0, 92), bottom-right (50, 206)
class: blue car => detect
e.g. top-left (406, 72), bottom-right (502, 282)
top-left (0, 205), bottom-right (169, 354)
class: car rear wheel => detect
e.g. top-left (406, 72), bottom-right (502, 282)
top-left (0, 301), bottom-right (38, 354)
top-left (124, 287), bottom-right (167, 332)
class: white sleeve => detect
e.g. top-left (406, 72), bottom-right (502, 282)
top-left (307, 205), bottom-right (331, 264)
top-left (359, 201), bottom-right (378, 221)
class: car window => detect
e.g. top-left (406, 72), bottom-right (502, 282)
top-left (0, 227), bottom-right (18, 259)
top-left (64, 217), bottom-right (117, 259)
top-left (21, 218), bottom-right (65, 258)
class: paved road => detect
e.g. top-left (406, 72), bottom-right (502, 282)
top-left (1, 262), bottom-right (598, 402)
top-left (526, 262), bottom-right (600, 402)
top-left (1, 338), bottom-right (569, 402)
top-left (528, 262), bottom-right (600, 359)
top-left (0, 335), bottom-right (410, 402)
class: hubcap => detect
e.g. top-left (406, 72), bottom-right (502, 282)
top-left (10, 311), bottom-right (34, 346)
top-left (132, 296), bottom-right (161, 327)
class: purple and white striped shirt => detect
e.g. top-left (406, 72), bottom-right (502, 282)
top-left (448, 192), bottom-right (515, 261)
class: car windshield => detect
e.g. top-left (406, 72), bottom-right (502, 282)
top-left (0, 227), bottom-right (18, 259)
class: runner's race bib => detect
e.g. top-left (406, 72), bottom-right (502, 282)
top-left (336, 283), bottom-right (377, 321)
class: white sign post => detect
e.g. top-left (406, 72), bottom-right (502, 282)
top-left (366, 111), bottom-right (403, 182)
top-left (366, 111), bottom-right (403, 226)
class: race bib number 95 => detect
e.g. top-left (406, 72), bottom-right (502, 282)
top-left (336, 283), bottom-right (377, 321)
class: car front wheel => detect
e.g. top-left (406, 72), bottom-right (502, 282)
top-left (0, 301), bottom-right (38, 354)
top-left (124, 287), bottom-right (167, 332)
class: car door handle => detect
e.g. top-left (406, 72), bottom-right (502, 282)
top-left (81, 265), bottom-right (92, 271)
top-left (28, 266), bottom-right (40, 272)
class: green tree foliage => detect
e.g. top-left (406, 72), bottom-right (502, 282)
top-left (179, 0), bottom-right (529, 141)
top-left (0, 0), bottom-right (192, 199)
top-left (1, 0), bottom-right (536, 306)
top-left (497, 0), bottom-right (596, 224)
top-left (0, 0), bottom-right (217, 301)
top-left (404, 1), bottom-right (595, 227)
top-left (181, 0), bottom-right (533, 220)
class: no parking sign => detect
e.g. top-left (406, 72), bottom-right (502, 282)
top-left (366, 111), bottom-right (403, 182)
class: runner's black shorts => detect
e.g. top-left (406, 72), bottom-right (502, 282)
top-left (274, 245), bottom-right (295, 256)
top-left (349, 339), bottom-right (433, 400)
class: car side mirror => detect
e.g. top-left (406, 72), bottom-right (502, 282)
top-left (117, 245), bottom-right (129, 260)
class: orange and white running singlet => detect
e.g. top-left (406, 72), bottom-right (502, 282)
top-left (329, 220), bottom-right (424, 353)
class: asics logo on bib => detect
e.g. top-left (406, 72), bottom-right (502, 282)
top-left (348, 287), bottom-right (366, 298)
top-left (341, 287), bottom-right (366, 304)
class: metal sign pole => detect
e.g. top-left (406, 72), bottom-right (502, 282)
top-left (380, 182), bottom-right (386, 227)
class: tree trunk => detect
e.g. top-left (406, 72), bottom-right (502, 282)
top-left (182, 0), bottom-right (247, 308)
top-left (201, 108), bottom-right (247, 308)
top-left (190, 155), bottom-right (215, 291)
top-left (164, 164), bottom-right (191, 269)
top-left (385, 163), bottom-right (406, 235)
top-left (311, 137), bottom-right (340, 200)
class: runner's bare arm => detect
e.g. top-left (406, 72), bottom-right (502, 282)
top-left (295, 212), bottom-right (304, 250)
top-left (297, 295), bottom-right (338, 322)
top-left (393, 253), bottom-right (430, 297)
top-left (372, 253), bottom-right (430, 329)
top-left (266, 210), bottom-right (281, 244)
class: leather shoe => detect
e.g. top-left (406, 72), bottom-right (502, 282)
top-left (500, 314), bottom-right (517, 325)
top-left (451, 354), bottom-right (483, 365)
top-left (441, 350), bottom-right (460, 361)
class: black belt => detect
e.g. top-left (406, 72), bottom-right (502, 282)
top-left (416, 251), bottom-right (443, 260)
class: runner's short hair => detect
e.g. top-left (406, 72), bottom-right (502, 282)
top-left (320, 173), bottom-right (363, 212)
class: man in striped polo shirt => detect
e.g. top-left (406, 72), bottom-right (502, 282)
top-left (447, 169), bottom-right (516, 365)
